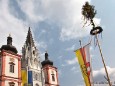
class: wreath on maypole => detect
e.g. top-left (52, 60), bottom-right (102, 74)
top-left (82, 2), bottom-right (103, 36)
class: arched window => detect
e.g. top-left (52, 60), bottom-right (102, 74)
top-left (33, 50), bottom-right (35, 54)
top-left (9, 82), bottom-right (15, 86)
top-left (51, 71), bottom-right (55, 81)
top-left (36, 83), bottom-right (39, 86)
top-left (9, 62), bottom-right (15, 73)
top-left (33, 50), bottom-right (35, 55)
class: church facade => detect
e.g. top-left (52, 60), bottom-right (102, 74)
top-left (0, 27), bottom-right (59, 86)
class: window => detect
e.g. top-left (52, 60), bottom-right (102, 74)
top-left (9, 62), bottom-right (15, 73)
top-left (51, 71), bottom-right (55, 81)
top-left (51, 74), bottom-right (55, 81)
top-left (36, 84), bottom-right (39, 86)
top-left (9, 82), bottom-right (15, 86)
top-left (33, 50), bottom-right (35, 56)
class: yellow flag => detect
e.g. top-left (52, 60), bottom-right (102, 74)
top-left (21, 70), bottom-right (27, 86)
top-left (75, 44), bottom-right (91, 86)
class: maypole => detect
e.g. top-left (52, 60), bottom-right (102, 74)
top-left (81, 2), bottom-right (111, 86)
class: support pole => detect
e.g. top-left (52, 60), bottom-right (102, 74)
top-left (79, 40), bottom-right (82, 48)
top-left (95, 35), bottom-right (111, 86)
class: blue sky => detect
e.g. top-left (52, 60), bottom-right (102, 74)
top-left (0, 0), bottom-right (115, 86)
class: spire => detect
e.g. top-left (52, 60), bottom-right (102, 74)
top-left (45, 51), bottom-right (48, 60)
top-left (1, 34), bottom-right (18, 54)
top-left (41, 52), bottom-right (53, 67)
top-left (7, 34), bottom-right (12, 45)
top-left (25, 27), bottom-right (35, 46)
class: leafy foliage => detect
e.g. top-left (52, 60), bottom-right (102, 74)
top-left (82, 2), bottom-right (96, 21)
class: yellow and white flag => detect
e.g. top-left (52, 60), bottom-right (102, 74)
top-left (75, 43), bottom-right (93, 86)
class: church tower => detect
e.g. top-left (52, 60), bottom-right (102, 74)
top-left (41, 52), bottom-right (59, 86)
top-left (0, 35), bottom-right (21, 86)
top-left (21, 27), bottom-right (43, 86)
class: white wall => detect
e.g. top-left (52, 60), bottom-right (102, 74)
top-left (48, 68), bottom-right (58, 85)
top-left (5, 55), bottom-right (18, 78)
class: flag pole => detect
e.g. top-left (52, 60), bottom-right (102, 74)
top-left (90, 50), bottom-right (94, 86)
top-left (95, 35), bottom-right (111, 86)
top-left (79, 40), bottom-right (82, 48)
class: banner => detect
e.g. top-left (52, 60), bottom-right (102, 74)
top-left (28, 71), bottom-right (33, 86)
top-left (75, 43), bottom-right (93, 86)
top-left (21, 70), bottom-right (27, 86)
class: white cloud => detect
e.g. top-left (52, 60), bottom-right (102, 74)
top-left (71, 66), bottom-right (76, 71)
top-left (17, 0), bottom-right (95, 41)
top-left (60, 17), bottom-right (101, 41)
top-left (66, 45), bottom-right (76, 51)
top-left (71, 66), bottom-right (79, 73)
top-left (0, 0), bottom-right (28, 54)
top-left (58, 70), bottom-right (62, 76)
top-left (57, 56), bottom-right (63, 59)
top-left (37, 29), bottom-right (47, 40)
top-left (39, 52), bottom-right (45, 61)
top-left (93, 66), bottom-right (115, 83)
top-left (66, 58), bottom-right (77, 65)
top-left (0, 0), bottom-right (100, 53)
top-left (61, 64), bottom-right (66, 67)
top-left (37, 41), bottom-right (47, 50)
top-left (17, 0), bottom-right (44, 22)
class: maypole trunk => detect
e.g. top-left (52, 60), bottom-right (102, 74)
top-left (95, 35), bottom-right (111, 86)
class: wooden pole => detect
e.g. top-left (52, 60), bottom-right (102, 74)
top-left (79, 40), bottom-right (82, 48)
top-left (95, 35), bottom-right (111, 86)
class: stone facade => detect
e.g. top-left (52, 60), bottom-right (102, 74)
top-left (21, 27), bottom-right (44, 86)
